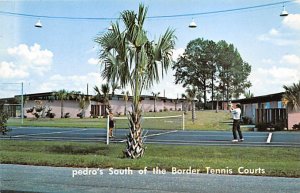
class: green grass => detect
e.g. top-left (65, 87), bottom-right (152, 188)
top-left (1, 140), bottom-right (299, 177)
top-left (7, 111), bottom-right (232, 131)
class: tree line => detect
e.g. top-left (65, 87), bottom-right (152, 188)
top-left (173, 38), bottom-right (252, 109)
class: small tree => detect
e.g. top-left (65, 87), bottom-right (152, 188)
top-left (77, 94), bottom-right (91, 118)
top-left (244, 90), bottom-right (254, 98)
top-left (183, 87), bottom-right (197, 123)
top-left (94, 84), bottom-right (111, 115)
top-left (152, 92), bottom-right (160, 112)
top-left (53, 89), bottom-right (68, 118)
top-left (0, 104), bottom-right (8, 134)
top-left (282, 81), bottom-right (300, 112)
top-left (122, 91), bottom-right (130, 115)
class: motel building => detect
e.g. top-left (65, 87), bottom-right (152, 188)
top-left (0, 92), bottom-right (188, 119)
top-left (232, 92), bottom-right (300, 130)
top-left (208, 92), bottom-right (299, 130)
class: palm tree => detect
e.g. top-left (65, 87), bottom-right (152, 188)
top-left (151, 92), bottom-right (160, 112)
top-left (111, 83), bottom-right (120, 96)
top-left (77, 94), bottom-right (91, 118)
top-left (282, 81), bottom-right (300, 112)
top-left (244, 90), bottom-right (254, 98)
top-left (183, 87), bottom-right (197, 123)
top-left (122, 91), bottom-right (130, 115)
top-left (95, 4), bottom-right (176, 158)
top-left (53, 89), bottom-right (69, 118)
top-left (94, 84), bottom-right (111, 114)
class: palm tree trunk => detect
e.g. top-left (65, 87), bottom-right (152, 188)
top-left (124, 105), bottom-right (145, 158)
top-left (192, 101), bottom-right (195, 123)
top-left (124, 50), bottom-right (145, 159)
top-left (124, 100), bottom-right (127, 115)
top-left (61, 100), bottom-right (64, 118)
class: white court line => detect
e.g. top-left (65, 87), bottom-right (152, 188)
top-left (144, 141), bottom-right (299, 147)
top-left (13, 129), bottom-right (88, 137)
top-left (144, 130), bottom-right (178, 138)
top-left (142, 139), bottom-right (268, 144)
top-left (10, 136), bottom-right (107, 140)
top-left (119, 130), bottom-right (178, 143)
top-left (266, 133), bottom-right (272, 144)
top-left (168, 134), bottom-right (266, 138)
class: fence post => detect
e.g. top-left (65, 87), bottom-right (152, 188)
top-left (182, 113), bottom-right (185, 131)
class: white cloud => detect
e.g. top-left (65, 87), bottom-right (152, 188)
top-left (2, 43), bottom-right (53, 77)
top-left (0, 61), bottom-right (29, 79)
top-left (88, 57), bottom-right (99, 65)
top-left (39, 72), bottom-right (104, 94)
top-left (280, 54), bottom-right (300, 65)
top-left (249, 64), bottom-right (300, 96)
top-left (261, 58), bottom-right (275, 65)
top-left (269, 28), bottom-right (280, 36)
top-left (172, 48), bottom-right (184, 61)
top-left (282, 14), bottom-right (300, 31)
top-left (258, 28), bottom-right (280, 41)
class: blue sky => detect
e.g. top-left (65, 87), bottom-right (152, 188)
top-left (0, 0), bottom-right (300, 99)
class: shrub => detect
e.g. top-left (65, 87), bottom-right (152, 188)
top-left (271, 122), bottom-right (286, 131)
top-left (170, 108), bottom-right (173, 111)
top-left (0, 105), bottom-right (8, 134)
top-left (241, 116), bottom-right (253, 125)
top-left (77, 112), bottom-right (83, 119)
top-left (163, 107), bottom-right (168, 112)
top-left (255, 123), bottom-right (270, 131)
top-left (64, 113), bottom-right (70, 118)
top-left (49, 113), bottom-right (55, 118)
top-left (26, 108), bottom-right (34, 113)
top-left (255, 121), bottom-right (286, 131)
top-left (46, 108), bottom-right (55, 119)
top-left (34, 113), bottom-right (40, 119)
top-left (292, 123), bottom-right (300, 130)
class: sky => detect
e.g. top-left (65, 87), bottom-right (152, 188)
top-left (0, 0), bottom-right (300, 100)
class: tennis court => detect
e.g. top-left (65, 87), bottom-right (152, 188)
top-left (1, 126), bottom-right (300, 147)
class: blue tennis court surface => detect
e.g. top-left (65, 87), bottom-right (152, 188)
top-left (1, 127), bottom-right (300, 147)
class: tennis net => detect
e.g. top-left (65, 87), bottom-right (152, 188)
top-left (106, 114), bottom-right (185, 144)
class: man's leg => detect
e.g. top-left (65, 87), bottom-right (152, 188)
top-left (232, 120), bottom-right (238, 140)
top-left (237, 120), bottom-right (243, 140)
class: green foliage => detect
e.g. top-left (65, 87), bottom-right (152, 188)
top-left (0, 104), bottom-right (8, 133)
top-left (292, 123), bottom-right (300, 130)
top-left (173, 38), bottom-right (252, 105)
top-left (1, 141), bottom-right (299, 177)
top-left (255, 121), bottom-right (286, 131)
top-left (282, 81), bottom-right (300, 112)
top-left (46, 144), bottom-right (109, 155)
top-left (241, 116), bottom-right (253, 125)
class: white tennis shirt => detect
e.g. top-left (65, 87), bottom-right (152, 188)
top-left (231, 108), bottom-right (241, 120)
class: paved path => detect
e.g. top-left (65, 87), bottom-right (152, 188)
top-left (1, 127), bottom-right (300, 147)
top-left (1, 164), bottom-right (299, 193)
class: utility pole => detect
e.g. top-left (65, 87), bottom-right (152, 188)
top-left (21, 82), bottom-right (24, 124)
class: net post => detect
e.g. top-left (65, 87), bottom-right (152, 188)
top-left (21, 82), bottom-right (24, 125)
top-left (182, 113), bottom-right (185, 130)
top-left (106, 116), bottom-right (109, 145)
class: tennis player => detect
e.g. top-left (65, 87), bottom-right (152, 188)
top-left (230, 103), bottom-right (244, 142)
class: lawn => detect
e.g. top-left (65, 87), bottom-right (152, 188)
top-left (0, 140), bottom-right (299, 177)
top-left (7, 110), bottom-right (233, 131)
